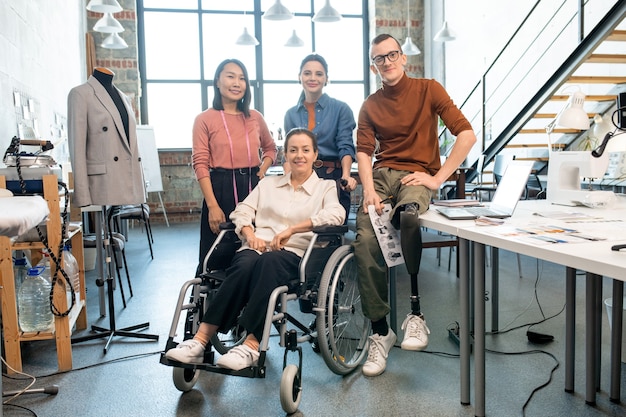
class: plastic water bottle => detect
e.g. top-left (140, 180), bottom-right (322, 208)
top-left (18, 266), bottom-right (54, 332)
top-left (62, 245), bottom-right (80, 306)
top-left (13, 257), bottom-right (30, 290)
top-left (37, 251), bottom-right (52, 283)
top-left (13, 257), bottom-right (31, 311)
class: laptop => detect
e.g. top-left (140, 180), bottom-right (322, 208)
top-left (435, 160), bottom-right (535, 220)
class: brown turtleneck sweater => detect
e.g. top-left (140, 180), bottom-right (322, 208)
top-left (357, 73), bottom-right (472, 175)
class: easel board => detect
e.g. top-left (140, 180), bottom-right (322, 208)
top-left (136, 125), bottom-right (163, 193)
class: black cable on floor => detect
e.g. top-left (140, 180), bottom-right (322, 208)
top-left (485, 347), bottom-right (560, 417)
top-left (3, 402), bottom-right (37, 416)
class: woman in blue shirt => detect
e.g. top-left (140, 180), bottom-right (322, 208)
top-left (284, 54), bottom-right (357, 221)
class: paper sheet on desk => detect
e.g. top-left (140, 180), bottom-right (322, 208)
top-left (368, 204), bottom-right (405, 267)
top-left (484, 223), bottom-right (624, 244)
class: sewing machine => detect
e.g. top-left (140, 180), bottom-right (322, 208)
top-left (546, 150), bottom-right (615, 207)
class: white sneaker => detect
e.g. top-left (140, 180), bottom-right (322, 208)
top-left (165, 339), bottom-right (205, 364)
top-left (216, 344), bottom-right (260, 370)
top-left (362, 329), bottom-right (396, 377)
top-left (401, 314), bottom-right (430, 351)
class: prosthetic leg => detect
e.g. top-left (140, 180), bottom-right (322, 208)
top-left (399, 204), bottom-right (423, 316)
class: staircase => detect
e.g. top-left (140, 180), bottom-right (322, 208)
top-left (448, 0), bottom-right (626, 192)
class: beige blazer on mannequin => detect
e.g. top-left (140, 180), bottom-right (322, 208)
top-left (68, 75), bottom-right (146, 207)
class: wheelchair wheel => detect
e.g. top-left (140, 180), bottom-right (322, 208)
top-left (172, 367), bottom-right (200, 392)
top-left (316, 245), bottom-right (369, 375)
top-left (279, 364), bottom-right (302, 414)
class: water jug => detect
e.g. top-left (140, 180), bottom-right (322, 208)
top-left (36, 251), bottom-right (52, 283)
top-left (13, 256), bottom-right (30, 290)
top-left (62, 245), bottom-right (80, 305)
top-left (18, 266), bottom-right (54, 332)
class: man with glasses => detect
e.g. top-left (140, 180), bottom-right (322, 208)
top-left (354, 33), bottom-right (476, 377)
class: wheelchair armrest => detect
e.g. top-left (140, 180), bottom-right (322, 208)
top-left (312, 225), bottom-right (348, 235)
top-left (219, 221), bottom-right (236, 231)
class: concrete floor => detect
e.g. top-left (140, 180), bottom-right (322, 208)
top-left (2, 221), bottom-right (626, 417)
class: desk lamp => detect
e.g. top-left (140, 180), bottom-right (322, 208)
top-left (546, 89), bottom-right (614, 207)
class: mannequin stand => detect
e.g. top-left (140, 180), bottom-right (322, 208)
top-left (71, 207), bottom-right (158, 353)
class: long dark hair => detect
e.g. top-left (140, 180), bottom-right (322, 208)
top-left (212, 58), bottom-right (251, 117)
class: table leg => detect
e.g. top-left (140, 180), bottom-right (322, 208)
top-left (474, 241), bottom-right (486, 417)
top-left (610, 279), bottom-right (623, 403)
top-left (459, 238), bottom-right (470, 406)
top-left (585, 273), bottom-right (598, 405)
top-left (491, 246), bottom-right (499, 332)
top-left (594, 276), bottom-right (602, 392)
top-left (565, 267), bottom-right (576, 393)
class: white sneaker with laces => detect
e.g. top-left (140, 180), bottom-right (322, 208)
top-left (216, 344), bottom-right (260, 370)
top-left (362, 329), bottom-right (396, 377)
top-left (165, 339), bottom-right (205, 364)
top-left (401, 314), bottom-right (430, 351)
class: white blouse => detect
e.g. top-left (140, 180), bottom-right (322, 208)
top-left (230, 171), bottom-right (345, 257)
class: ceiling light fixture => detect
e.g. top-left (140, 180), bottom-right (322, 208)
top-left (312, 0), bottom-right (342, 23)
top-left (285, 30), bottom-right (305, 47)
top-left (401, 0), bottom-right (420, 56)
top-left (264, 0), bottom-right (293, 21)
top-left (101, 32), bottom-right (128, 49)
top-left (434, 21), bottom-right (455, 42)
top-left (93, 13), bottom-right (124, 33)
top-left (235, 27), bottom-right (259, 46)
top-left (86, 0), bottom-right (122, 13)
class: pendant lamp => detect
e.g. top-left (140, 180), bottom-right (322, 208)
top-left (285, 30), bottom-right (304, 47)
top-left (434, 21), bottom-right (455, 42)
top-left (235, 27), bottom-right (259, 46)
top-left (401, 0), bottom-right (420, 55)
top-left (86, 0), bottom-right (122, 13)
top-left (264, 0), bottom-right (293, 21)
top-left (101, 32), bottom-right (128, 49)
top-left (93, 13), bottom-right (124, 33)
top-left (313, 0), bottom-right (342, 23)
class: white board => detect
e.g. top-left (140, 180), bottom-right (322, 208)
top-left (136, 125), bottom-right (163, 193)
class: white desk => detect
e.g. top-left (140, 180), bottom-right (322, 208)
top-left (419, 199), bottom-right (626, 416)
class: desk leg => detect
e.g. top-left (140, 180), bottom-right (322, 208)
top-left (459, 238), bottom-right (470, 406)
top-left (610, 279), bottom-right (623, 403)
top-left (474, 241), bottom-right (486, 417)
top-left (585, 273), bottom-right (599, 405)
top-left (491, 246), bottom-right (499, 332)
top-left (565, 267), bottom-right (576, 393)
top-left (595, 276), bottom-right (602, 392)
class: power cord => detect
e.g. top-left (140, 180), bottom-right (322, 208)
top-left (13, 148), bottom-right (76, 316)
top-left (2, 350), bottom-right (162, 416)
top-left (485, 347), bottom-right (560, 417)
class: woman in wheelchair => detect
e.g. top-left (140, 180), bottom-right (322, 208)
top-left (165, 128), bottom-right (345, 370)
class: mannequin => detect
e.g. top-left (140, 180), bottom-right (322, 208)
top-left (92, 68), bottom-right (129, 142)
top-left (67, 67), bottom-right (145, 207)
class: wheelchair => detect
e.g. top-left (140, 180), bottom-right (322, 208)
top-left (160, 222), bottom-right (369, 413)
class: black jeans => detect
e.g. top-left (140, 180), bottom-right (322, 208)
top-left (201, 249), bottom-right (301, 341)
top-left (196, 167), bottom-right (259, 276)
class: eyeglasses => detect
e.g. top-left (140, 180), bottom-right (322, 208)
top-left (371, 50), bottom-right (402, 66)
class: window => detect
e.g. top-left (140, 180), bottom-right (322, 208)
top-left (137, 0), bottom-right (369, 149)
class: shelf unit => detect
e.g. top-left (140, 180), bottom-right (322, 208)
top-left (0, 174), bottom-right (87, 374)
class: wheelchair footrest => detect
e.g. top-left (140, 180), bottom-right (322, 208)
top-left (160, 352), bottom-right (267, 378)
